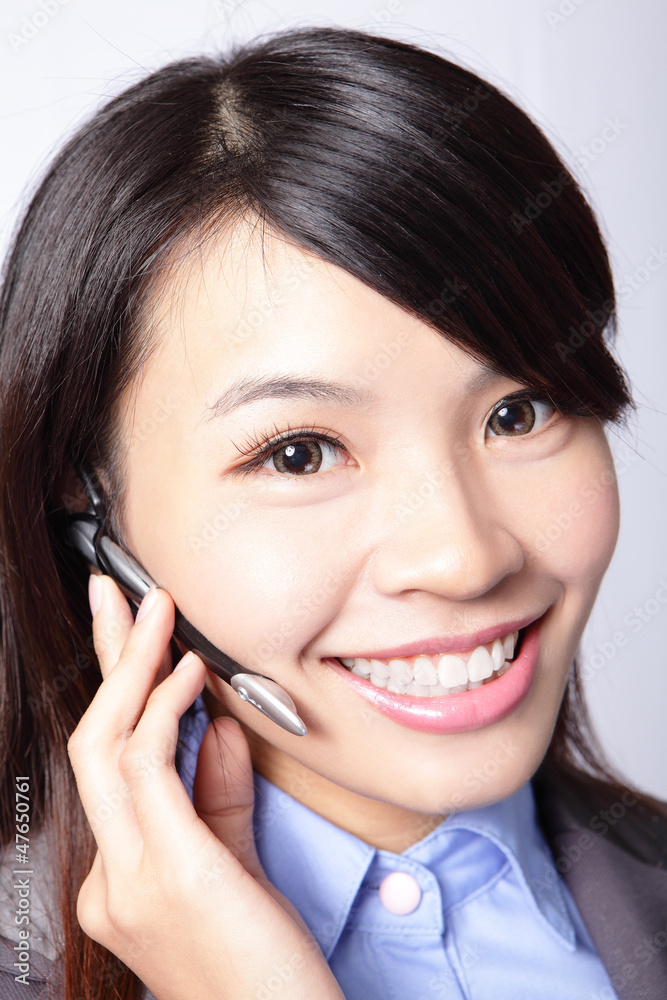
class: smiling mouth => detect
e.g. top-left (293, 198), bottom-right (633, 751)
top-left (335, 627), bottom-right (527, 698)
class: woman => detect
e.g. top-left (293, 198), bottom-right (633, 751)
top-left (0, 24), bottom-right (665, 1000)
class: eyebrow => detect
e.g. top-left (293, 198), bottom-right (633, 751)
top-left (205, 365), bottom-right (503, 421)
top-left (206, 374), bottom-right (375, 420)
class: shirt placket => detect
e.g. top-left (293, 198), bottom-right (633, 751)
top-left (329, 854), bottom-right (467, 1000)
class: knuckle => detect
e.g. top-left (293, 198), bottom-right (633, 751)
top-left (67, 725), bottom-right (93, 764)
top-left (144, 680), bottom-right (175, 712)
top-left (118, 743), bottom-right (162, 784)
top-left (76, 875), bottom-right (109, 945)
top-left (66, 732), bottom-right (80, 761)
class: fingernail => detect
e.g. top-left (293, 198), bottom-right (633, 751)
top-left (135, 586), bottom-right (158, 623)
top-left (174, 651), bottom-right (196, 673)
top-left (88, 574), bottom-right (103, 618)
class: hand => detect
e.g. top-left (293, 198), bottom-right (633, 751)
top-left (67, 575), bottom-right (344, 1000)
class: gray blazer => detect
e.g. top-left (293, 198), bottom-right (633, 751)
top-left (1, 764), bottom-right (666, 999)
top-left (532, 762), bottom-right (667, 1000)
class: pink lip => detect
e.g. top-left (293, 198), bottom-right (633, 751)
top-left (324, 613), bottom-right (543, 735)
top-left (336, 613), bottom-right (541, 660)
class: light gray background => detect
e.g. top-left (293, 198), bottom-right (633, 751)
top-left (2, 0), bottom-right (665, 795)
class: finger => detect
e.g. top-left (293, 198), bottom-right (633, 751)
top-left (75, 851), bottom-right (111, 947)
top-left (69, 586), bottom-right (176, 859)
top-left (193, 717), bottom-right (265, 879)
top-left (70, 650), bottom-right (205, 869)
top-left (90, 572), bottom-right (174, 687)
top-left (194, 718), bottom-right (322, 938)
top-left (68, 717), bottom-right (143, 863)
top-left (89, 573), bottom-right (135, 675)
top-left (114, 652), bottom-right (210, 843)
top-left (87, 583), bottom-right (175, 731)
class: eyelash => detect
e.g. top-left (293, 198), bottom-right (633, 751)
top-left (234, 423), bottom-right (347, 477)
top-left (234, 394), bottom-right (558, 476)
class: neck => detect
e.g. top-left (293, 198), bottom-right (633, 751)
top-left (203, 689), bottom-right (447, 853)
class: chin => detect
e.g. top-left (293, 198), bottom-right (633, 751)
top-left (375, 745), bottom-right (543, 817)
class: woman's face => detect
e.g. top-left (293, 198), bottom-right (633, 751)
top-left (116, 219), bottom-right (619, 837)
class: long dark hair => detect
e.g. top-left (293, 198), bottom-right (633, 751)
top-left (0, 24), bottom-right (646, 998)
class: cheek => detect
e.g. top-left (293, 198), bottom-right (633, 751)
top-left (148, 494), bottom-right (352, 671)
top-left (516, 447), bottom-right (620, 585)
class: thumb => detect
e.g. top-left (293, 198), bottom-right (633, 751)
top-left (194, 718), bottom-right (323, 943)
top-left (192, 717), bottom-right (264, 880)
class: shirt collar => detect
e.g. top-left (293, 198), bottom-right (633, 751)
top-left (406, 780), bottom-right (576, 950)
top-left (178, 698), bottom-right (576, 955)
top-left (252, 771), bottom-right (376, 958)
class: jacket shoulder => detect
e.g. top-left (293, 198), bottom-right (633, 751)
top-left (532, 761), bottom-right (667, 1000)
top-left (532, 758), bottom-right (667, 867)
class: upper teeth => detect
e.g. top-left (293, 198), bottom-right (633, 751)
top-left (339, 630), bottom-right (519, 697)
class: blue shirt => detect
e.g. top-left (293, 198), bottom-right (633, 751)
top-left (177, 697), bottom-right (618, 1000)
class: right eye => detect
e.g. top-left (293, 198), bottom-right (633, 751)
top-left (485, 397), bottom-right (557, 438)
top-left (237, 428), bottom-right (349, 478)
top-left (264, 437), bottom-right (345, 476)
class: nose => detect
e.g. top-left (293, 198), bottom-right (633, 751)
top-left (368, 462), bottom-right (525, 602)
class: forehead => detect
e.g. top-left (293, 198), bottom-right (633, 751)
top-left (125, 216), bottom-right (494, 426)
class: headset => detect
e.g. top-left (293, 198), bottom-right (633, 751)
top-left (64, 464), bottom-right (306, 737)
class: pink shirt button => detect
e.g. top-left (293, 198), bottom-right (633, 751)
top-left (378, 871), bottom-right (422, 915)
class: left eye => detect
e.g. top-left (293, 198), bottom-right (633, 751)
top-left (486, 398), bottom-right (556, 438)
top-left (264, 438), bottom-right (343, 476)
